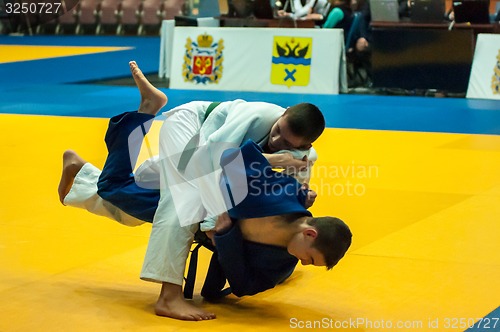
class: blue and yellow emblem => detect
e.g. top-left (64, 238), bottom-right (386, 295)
top-left (183, 34), bottom-right (224, 84)
top-left (492, 50), bottom-right (500, 95)
top-left (271, 36), bottom-right (312, 88)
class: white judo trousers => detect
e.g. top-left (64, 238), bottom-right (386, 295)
top-left (63, 162), bottom-right (145, 227)
top-left (140, 102), bottom-right (217, 285)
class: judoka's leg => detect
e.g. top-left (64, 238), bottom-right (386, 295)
top-left (58, 61), bottom-right (166, 224)
top-left (201, 253), bottom-right (229, 301)
top-left (60, 153), bottom-right (144, 226)
top-left (58, 150), bottom-right (86, 204)
top-left (141, 106), bottom-right (215, 321)
top-left (96, 61), bottom-right (167, 222)
top-left (97, 112), bottom-right (154, 185)
top-left (98, 60), bottom-right (167, 184)
top-left (96, 110), bottom-right (160, 222)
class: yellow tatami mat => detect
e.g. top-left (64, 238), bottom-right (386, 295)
top-left (0, 114), bottom-right (499, 331)
top-left (0, 45), bottom-right (132, 64)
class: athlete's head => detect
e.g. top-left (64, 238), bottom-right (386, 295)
top-left (287, 216), bottom-right (352, 270)
top-left (267, 103), bottom-right (325, 153)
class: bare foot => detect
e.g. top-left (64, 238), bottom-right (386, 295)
top-left (58, 150), bottom-right (86, 205)
top-left (155, 282), bottom-right (216, 321)
top-left (129, 61), bottom-right (168, 116)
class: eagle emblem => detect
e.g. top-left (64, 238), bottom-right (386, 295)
top-left (271, 36), bottom-right (312, 88)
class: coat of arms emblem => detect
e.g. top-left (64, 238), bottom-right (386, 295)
top-left (271, 36), bottom-right (312, 88)
top-left (183, 33), bottom-right (224, 84)
top-left (492, 50), bottom-right (500, 95)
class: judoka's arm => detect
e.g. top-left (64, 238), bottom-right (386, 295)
top-left (265, 147), bottom-right (318, 185)
top-left (265, 147), bottom-right (319, 207)
top-left (213, 215), bottom-right (277, 297)
top-left (262, 152), bottom-right (309, 171)
top-left (302, 183), bottom-right (317, 209)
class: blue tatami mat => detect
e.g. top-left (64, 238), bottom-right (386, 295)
top-left (1, 35), bottom-right (499, 135)
top-left (0, 35), bottom-right (161, 87)
top-left (1, 82), bottom-right (499, 135)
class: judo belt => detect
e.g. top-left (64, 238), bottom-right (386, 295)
top-left (177, 102), bottom-right (221, 173)
top-left (184, 229), bottom-right (216, 299)
top-left (204, 101), bottom-right (221, 122)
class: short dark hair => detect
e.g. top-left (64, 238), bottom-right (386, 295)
top-left (307, 217), bottom-right (352, 270)
top-left (284, 103), bottom-right (325, 143)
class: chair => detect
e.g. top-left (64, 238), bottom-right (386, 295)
top-left (56, 0), bottom-right (80, 34)
top-left (96, 0), bottom-right (121, 34)
top-left (28, 0), bottom-right (75, 34)
top-left (162, 0), bottom-right (183, 20)
top-left (116, 0), bottom-right (141, 34)
top-left (138, 0), bottom-right (165, 34)
top-left (78, 0), bottom-right (101, 34)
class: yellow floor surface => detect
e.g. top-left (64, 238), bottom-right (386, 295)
top-left (0, 114), bottom-right (499, 331)
top-left (0, 45), bottom-right (132, 64)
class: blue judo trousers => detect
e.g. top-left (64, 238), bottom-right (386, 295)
top-left (97, 111), bottom-right (159, 222)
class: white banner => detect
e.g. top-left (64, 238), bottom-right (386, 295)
top-left (159, 19), bottom-right (219, 80)
top-left (158, 20), bottom-right (174, 80)
top-left (466, 34), bottom-right (500, 100)
top-left (167, 26), bottom-right (346, 94)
